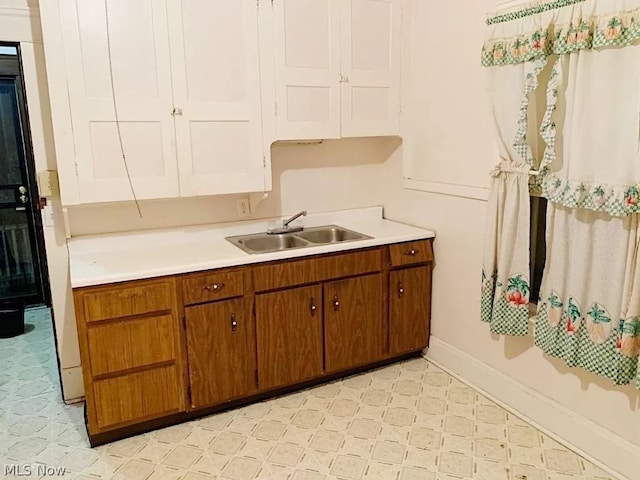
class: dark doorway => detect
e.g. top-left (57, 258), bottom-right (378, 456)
top-left (0, 43), bottom-right (50, 306)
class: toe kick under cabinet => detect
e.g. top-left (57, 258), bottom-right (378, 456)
top-left (73, 239), bottom-right (433, 444)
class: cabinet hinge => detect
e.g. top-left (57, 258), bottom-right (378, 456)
top-left (263, 156), bottom-right (266, 168)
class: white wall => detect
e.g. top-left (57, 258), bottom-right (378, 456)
top-left (384, 1), bottom-right (639, 478)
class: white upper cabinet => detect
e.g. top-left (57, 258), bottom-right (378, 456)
top-left (42, 0), bottom-right (400, 205)
top-left (340, 0), bottom-right (401, 138)
top-left (167, 0), bottom-right (267, 197)
top-left (59, 0), bottom-right (178, 204)
top-left (272, 0), bottom-right (401, 140)
top-left (43, 0), bottom-right (270, 205)
top-left (273, 0), bottom-right (341, 140)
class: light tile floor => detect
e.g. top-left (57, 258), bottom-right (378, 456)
top-left (0, 308), bottom-right (620, 480)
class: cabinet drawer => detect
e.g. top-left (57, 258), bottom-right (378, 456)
top-left (93, 365), bottom-right (182, 430)
top-left (182, 270), bottom-right (244, 305)
top-left (87, 314), bottom-right (176, 377)
top-left (253, 248), bottom-right (383, 292)
top-left (82, 281), bottom-right (174, 323)
top-left (389, 240), bottom-right (433, 267)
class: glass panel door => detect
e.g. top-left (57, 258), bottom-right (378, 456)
top-left (0, 76), bottom-right (42, 302)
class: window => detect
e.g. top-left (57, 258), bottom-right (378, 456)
top-left (530, 196), bottom-right (547, 304)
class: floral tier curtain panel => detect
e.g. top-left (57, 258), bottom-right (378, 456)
top-left (481, 0), bottom-right (640, 389)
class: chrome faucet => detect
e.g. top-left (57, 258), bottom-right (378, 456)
top-left (268, 210), bottom-right (307, 234)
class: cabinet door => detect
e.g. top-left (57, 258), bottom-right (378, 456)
top-left (256, 285), bottom-right (323, 390)
top-left (389, 266), bottom-right (431, 355)
top-left (59, 0), bottom-right (178, 203)
top-left (273, 0), bottom-right (341, 140)
top-left (185, 299), bottom-right (256, 410)
top-left (340, 0), bottom-right (401, 137)
top-left (167, 0), bottom-right (267, 196)
top-left (324, 274), bottom-right (384, 373)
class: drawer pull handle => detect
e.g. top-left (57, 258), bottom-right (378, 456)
top-left (310, 298), bottom-right (317, 316)
top-left (398, 281), bottom-right (405, 298)
top-left (203, 282), bottom-right (225, 292)
top-left (333, 294), bottom-right (340, 311)
top-left (404, 249), bottom-right (419, 256)
top-left (231, 313), bottom-right (237, 332)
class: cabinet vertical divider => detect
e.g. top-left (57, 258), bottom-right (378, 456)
top-left (382, 246), bottom-right (391, 356)
top-left (321, 282), bottom-right (326, 373)
top-left (173, 276), bottom-right (190, 412)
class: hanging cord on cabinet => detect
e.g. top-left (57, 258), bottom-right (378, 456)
top-left (104, 0), bottom-right (142, 217)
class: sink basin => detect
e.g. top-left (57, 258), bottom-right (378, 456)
top-left (226, 224), bottom-right (372, 254)
top-left (296, 226), bottom-right (368, 244)
top-left (236, 234), bottom-right (308, 254)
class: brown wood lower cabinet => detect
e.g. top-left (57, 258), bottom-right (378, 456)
top-left (185, 298), bottom-right (256, 410)
top-left (255, 285), bottom-right (324, 390)
top-left (390, 266), bottom-right (432, 354)
top-left (73, 239), bottom-right (433, 444)
top-left (324, 274), bottom-right (384, 372)
top-left (73, 278), bottom-right (187, 437)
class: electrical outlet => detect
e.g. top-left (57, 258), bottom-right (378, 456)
top-left (236, 198), bottom-right (251, 218)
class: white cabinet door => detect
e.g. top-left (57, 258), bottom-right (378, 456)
top-left (59, 0), bottom-right (178, 203)
top-left (340, 0), bottom-right (401, 137)
top-left (168, 0), bottom-right (267, 196)
top-left (273, 0), bottom-right (341, 140)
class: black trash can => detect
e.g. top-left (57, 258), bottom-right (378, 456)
top-left (0, 302), bottom-right (25, 338)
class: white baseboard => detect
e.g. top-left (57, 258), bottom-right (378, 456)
top-left (60, 366), bottom-right (85, 404)
top-left (425, 336), bottom-right (637, 480)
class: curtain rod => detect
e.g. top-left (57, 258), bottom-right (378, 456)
top-left (487, 0), bottom-right (585, 25)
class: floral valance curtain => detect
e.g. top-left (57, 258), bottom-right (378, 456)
top-left (481, 0), bottom-right (640, 390)
top-left (483, 0), bottom-right (640, 216)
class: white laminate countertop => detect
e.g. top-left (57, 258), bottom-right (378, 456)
top-left (68, 206), bottom-right (436, 288)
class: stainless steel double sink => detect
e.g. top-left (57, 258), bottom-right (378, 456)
top-left (226, 225), bottom-right (372, 254)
